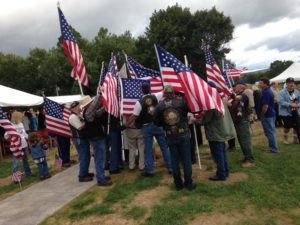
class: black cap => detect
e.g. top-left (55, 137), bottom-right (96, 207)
top-left (70, 101), bottom-right (79, 109)
top-left (286, 77), bottom-right (295, 83)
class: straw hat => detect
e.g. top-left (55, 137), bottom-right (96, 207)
top-left (11, 111), bottom-right (24, 124)
top-left (80, 96), bottom-right (93, 108)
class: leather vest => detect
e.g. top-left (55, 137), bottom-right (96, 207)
top-left (160, 99), bottom-right (189, 136)
top-left (230, 96), bottom-right (250, 124)
top-left (139, 95), bottom-right (158, 124)
top-left (83, 109), bottom-right (105, 138)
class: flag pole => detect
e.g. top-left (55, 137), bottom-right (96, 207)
top-left (76, 74), bottom-right (84, 95)
top-left (184, 55), bottom-right (202, 170)
top-left (97, 61), bottom-right (105, 95)
top-left (222, 58), bottom-right (235, 86)
top-left (18, 180), bottom-right (23, 191)
top-left (117, 70), bottom-right (125, 161)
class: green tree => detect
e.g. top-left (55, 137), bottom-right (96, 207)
top-left (136, 5), bottom-right (234, 77)
top-left (266, 60), bottom-right (293, 79)
top-left (0, 53), bottom-right (28, 91)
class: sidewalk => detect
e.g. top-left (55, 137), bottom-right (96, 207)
top-left (0, 162), bottom-right (96, 225)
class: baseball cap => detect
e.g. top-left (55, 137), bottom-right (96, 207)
top-left (286, 77), bottom-right (295, 83)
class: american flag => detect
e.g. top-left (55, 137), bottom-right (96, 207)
top-left (0, 108), bottom-right (23, 159)
top-left (102, 55), bottom-right (119, 118)
top-left (224, 60), bottom-right (247, 78)
top-left (58, 7), bottom-right (89, 87)
top-left (120, 78), bottom-right (150, 115)
top-left (204, 45), bottom-right (232, 96)
top-left (44, 98), bottom-right (72, 138)
top-left (222, 71), bottom-right (233, 90)
top-left (155, 45), bottom-right (224, 114)
top-left (12, 171), bottom-right (23, 183)
top-left (127, 55), bottom-right (163, 93)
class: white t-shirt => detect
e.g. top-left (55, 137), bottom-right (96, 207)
top-left (69, 114), bottom-right (85, 130)
top-left (13, 123), bottom-right (28, 148)
top-left (133, 93), bottom-right (163, 116)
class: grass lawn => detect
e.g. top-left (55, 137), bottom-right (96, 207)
top-left (6, 122), bottom-right (300, 225)
top-left (0, 145), bottom-right (78, 200)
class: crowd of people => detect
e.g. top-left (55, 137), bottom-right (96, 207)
top-left (1, 77), bottom-right (300, 191)
top-left (68, 76), bottom-right (299, 190)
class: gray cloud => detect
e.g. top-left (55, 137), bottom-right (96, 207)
top-left (1, 0), bottom-right (300, 58)
top-left (245, 28), bottom-right (300, 52)
top-left (217, 0), bottom-right (300, 27)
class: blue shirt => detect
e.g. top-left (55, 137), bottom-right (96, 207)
top-left (29, 115), bottom-right (37, 131)
top-left (29, 142), bottom-right (45, 159)
top-left (258, 87), bottom-right (275, 118)
top-left (278, 88), bottom-right (300, 117)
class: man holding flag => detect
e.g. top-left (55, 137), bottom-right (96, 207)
top-left (126, 82), bottom-right (173, 177)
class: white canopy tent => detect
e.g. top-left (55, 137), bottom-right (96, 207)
top-left (0, 85), bottom-right (83, 107)
top-left (270, 62), bottom-right (300, 83)
top-left (0, 85), bottom-right (43, 107)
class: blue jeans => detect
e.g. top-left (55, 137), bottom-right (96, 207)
top-left (261, 116), bottom-right (279, 152)
top-left (12, 147), bottom-right (32, 176)
top-left (167, 133), bottom-right (193, 189)
top-left (37, 159), bottom-right (49, 177)
top-left (143, 124), bottom-right (172, 173)
top-left (73, 138), bottom-right (91, 179)
top-left (209, 141), bottom-right (229, 179)
top-left (108, 130), bottom-right (122, 171)
top-left (57, 135), bottom-right (71, 164)
top-left (89, 137), bottom-right (107, 183)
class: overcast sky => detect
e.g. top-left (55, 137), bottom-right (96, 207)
top-left (1, 0), bottom-right (300, 69)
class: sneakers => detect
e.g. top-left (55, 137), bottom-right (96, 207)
top-left (141, 172), bottom-right (154, 177)
top-left (98, 180), bottom-right (113, 186)
top-left (242, 161), bottom-right (254, 168)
